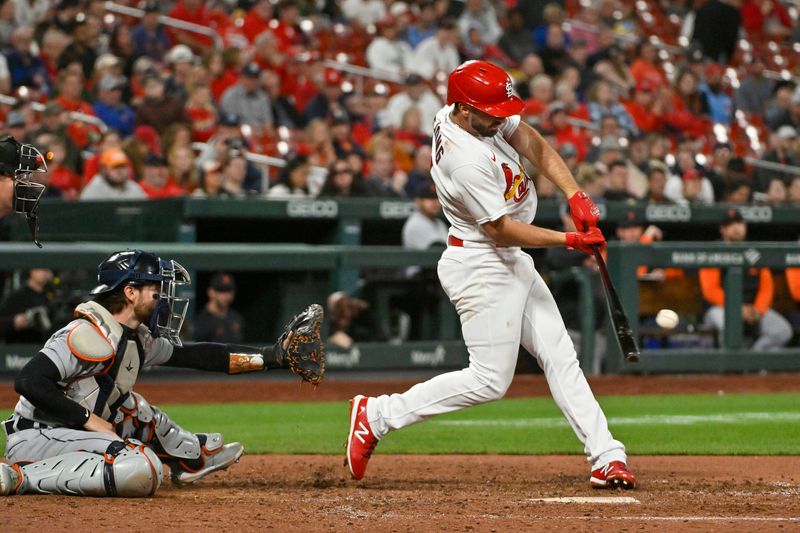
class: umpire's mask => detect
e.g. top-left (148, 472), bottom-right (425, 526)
top-left (0, 136), bottom-right (48, 247)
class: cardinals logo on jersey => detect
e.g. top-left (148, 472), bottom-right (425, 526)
top-left (502, 163), bottom-right (530, 203)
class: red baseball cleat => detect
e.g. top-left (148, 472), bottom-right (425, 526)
top-left (590, 461), bottom-right (636, 489)
top-left (345, 395), bottom-right (379, 480)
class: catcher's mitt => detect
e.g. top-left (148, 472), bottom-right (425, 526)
top-left (276, 303), bottom-right (325, 385)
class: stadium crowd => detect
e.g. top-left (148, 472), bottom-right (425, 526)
top-left (0, 0), bottom-right (797, 204)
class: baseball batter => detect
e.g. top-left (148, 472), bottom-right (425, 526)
top-left (346, 61), bottom-right (635, 489)
top-left (1, 249), bottom-right (324, 497)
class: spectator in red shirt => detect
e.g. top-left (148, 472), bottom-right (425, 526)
top-left (138, 154), bottom-right (186, 198)
top-left (206, 48), bottom-right (240, 102)
top-left (242, 0), bottom-right (273, 43)
top-left (629, 41), bottom-right (667, 90)
top-left (168, 0), bottom-right (214, 53)
top-left (272, 0), bottom-right (307, 53)
top-left (36, 132), bottom-right (81, 199)
top-left (740, 0), bottom-right (792, 39)
top-left (548, 101), bottom-right (589, 161)
top-left (624, 80), bottom-right (665, 134)
top-left (54, 70), bottom-right (98, 149)
top-left (186, 85), bottom-right (218, 142)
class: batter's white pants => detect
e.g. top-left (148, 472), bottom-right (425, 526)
top-left (367, 245), bottom-right (627, 468)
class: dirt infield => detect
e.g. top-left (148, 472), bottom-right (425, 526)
top-left (4, 455), bottom-right (799, 531)
top-left (3, 374), bottom-right (800, 531)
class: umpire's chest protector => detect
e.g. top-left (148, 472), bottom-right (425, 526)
top-left (63, 302), bottom-right (145, 422)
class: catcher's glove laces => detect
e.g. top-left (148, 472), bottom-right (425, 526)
top-left (275, 303), bottom-right (325, 385)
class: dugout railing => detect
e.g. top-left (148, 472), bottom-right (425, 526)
top-left (1, 241), bottom-right (799, 376)
top-left (604, 241), bottom-right (800, 374)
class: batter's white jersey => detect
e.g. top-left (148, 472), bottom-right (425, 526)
top-left (430, 104), bottom-right (536, 243)
top-left (366, 104), bottom-right (627, 469)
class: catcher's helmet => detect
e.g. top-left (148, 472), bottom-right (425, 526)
top-left (446, 61), bottom-right (524, 118)
top-left (92, 250), bottom-right (191, 346)
top-left (0, 136), bottom-right (48, 247)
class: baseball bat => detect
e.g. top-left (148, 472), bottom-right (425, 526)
top-left (592, 248), bottom-right (640, 363)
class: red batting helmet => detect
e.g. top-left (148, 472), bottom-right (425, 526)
top-left (446, 61), bottom-right (524, 118)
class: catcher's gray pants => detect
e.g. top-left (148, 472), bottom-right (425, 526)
top-left (3, 392), bottom-right (207, 496)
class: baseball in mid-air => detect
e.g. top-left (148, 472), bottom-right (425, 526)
top-left (656, 309), bottom-right (679, 330)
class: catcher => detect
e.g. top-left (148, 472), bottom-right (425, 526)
top-left (0, 249), bottom-right (325, 497)
top-left (0, 136), bottom-right (49, 247)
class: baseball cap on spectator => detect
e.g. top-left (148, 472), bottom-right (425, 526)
top-left (559, 142), bottom-right (577, 158)
top-left (42, 102), bottom-right (64, 116)
top-left (324, 68), bottom-right (343, 86)
top-left (167, 45), bottom-right (194, 64)
top-left (548, 101), bottom-right (567, 116)
top-left (210, 272), bottom-right (236, 292)
top-left (134, 125), bottom-right (161, 154)
top-left (682, 169), bottom-right (702, 181)
top-left (242, 62), bottom-right (261, 78)
top-left (389, 1), bottom-right (410, 17)
top-left (133, 56), bottom-right (156, 75)
top-left (219, 112), bottom-right (241, 127)
top-left (97, 75), bottom-right (124, 92)
top-left (5, 111), bottom-right (25, 128)
top-left (100, 148), bottom-right (129, 168)
top-left (413, 180), bottom-right (437, 199)
top-left (721, 208), bottom-right (744, 225)
top-left (140, 1), bottom-right (159, 12)
top-left (618, 209), bottom-right (645, 229)
top-left (705, 63), bottom-right (724, 78)
top-left (95, 54), bottom-right (121, 72)
top-left (776, 125), bottom-right (798, 140)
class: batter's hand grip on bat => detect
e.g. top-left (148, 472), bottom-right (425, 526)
top-left (592, 248), bottom-right (641, 364)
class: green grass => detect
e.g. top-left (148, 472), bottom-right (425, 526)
top-left (3, 392), bottom-right (799, 455)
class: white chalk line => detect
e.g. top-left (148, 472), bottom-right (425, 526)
top-left (434, 411), bottom-right (800, 428)
top-left (522, 516), bottom-right (800, 522)
top-left (529, 496), bottom-right (639, 504)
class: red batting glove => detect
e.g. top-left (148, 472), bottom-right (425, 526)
top-left (565, 227), bottom-right (606, 255)
top-left (568, 191), bottom-right (600, 231)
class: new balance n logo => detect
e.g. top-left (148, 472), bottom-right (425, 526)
top-left (354, 421), bottom-right (370, 444)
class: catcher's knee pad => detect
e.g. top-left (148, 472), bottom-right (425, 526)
top-left (119, 392), bottom-right (201, 461)
top-left (15, 440), bottom-right (163, 497)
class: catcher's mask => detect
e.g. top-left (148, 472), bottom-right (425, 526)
top-left (0, 136), bottom-right (48, 247)
top-left (91, 249), bottom-right (191, 346)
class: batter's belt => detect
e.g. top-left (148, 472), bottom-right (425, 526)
top-left (448, 235), bottom-right (507, 248)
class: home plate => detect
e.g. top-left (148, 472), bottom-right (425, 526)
top-left (529, 497), bottom-right (640, 504)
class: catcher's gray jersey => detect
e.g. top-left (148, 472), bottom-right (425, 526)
top-left (13, 301), bottom-right (174, 426)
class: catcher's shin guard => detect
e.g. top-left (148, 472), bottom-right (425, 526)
top-left (10, 441), bottom-right (162, 497)
top-left (169, 433), bottom-right (244, 485)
